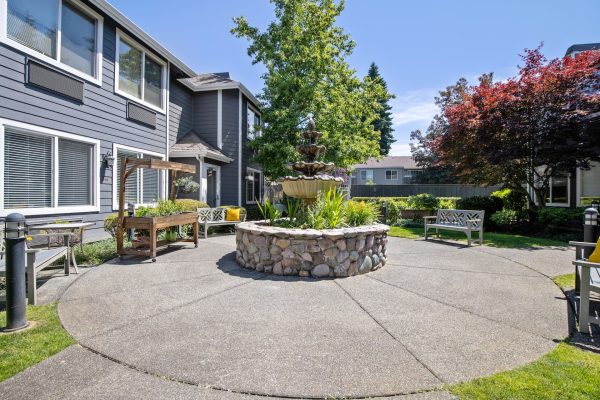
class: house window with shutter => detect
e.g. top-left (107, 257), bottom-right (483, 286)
top-left (112, 145), bottom-right (165, 209)
top-left (1, 120), bottom-right (99, 216)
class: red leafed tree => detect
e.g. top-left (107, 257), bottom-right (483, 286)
top-left (433, 46), bottom-right (600, 207)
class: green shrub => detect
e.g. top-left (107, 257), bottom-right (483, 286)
top-left (103, 213), bottom-right (119, 238)
top-left (536, 207), bottom-right (584, 226)
top-left (457, 196), bottom-right (503, 226)
top-left (175, 199), bottom-right (208, 211)
top-left (407, 193), bottom-right (439, 211)
top-left (438, 197), bottom-right (460, 209)
top-left (491, 188), bottom-right (527, 211)
top-left (490, 209), bottom-right (528, 227)
top-left (257, 198), bottom-right (282, 224)
top-left (581, 197), bottom-right (600, 206)
top-left (346, 200), bottom-right (380, 226)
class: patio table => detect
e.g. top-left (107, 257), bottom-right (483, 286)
top-left (29, 222), bottom-right (95, 275)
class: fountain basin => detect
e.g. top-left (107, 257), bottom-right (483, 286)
top-left (235, 222), bottom-right (389, 278)
top-left (280, 176), bottom-right (343, 199)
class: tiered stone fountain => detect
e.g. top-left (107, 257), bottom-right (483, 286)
top-left (236, 119), bottom-right (389, 278)
top-left (280, 119), bottom-right (343, 203)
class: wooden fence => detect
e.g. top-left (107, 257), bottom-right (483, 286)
top-left (350, 184), bottom-right (502, 198)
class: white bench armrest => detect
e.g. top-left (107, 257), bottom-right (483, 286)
top-left (573, 260), bottom-right (600, 268)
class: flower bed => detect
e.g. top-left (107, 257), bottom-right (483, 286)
top-left (236, 222), bottom-right (389, 278)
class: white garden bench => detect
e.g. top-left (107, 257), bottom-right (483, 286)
top-left (569, 241), bottom-right (600, 334)
top-left (197, 208), bottom-right (246, 239)
top-left (424, 209), bottom-right (485, 246)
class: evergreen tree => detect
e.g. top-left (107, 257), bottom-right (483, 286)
top-left (367, 63), bottom-right (395, 155)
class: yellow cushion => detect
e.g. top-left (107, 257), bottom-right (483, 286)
top-left (589, 237), bottom-right (600, 263)
top-left (225, 208), bottom-right (240, 221)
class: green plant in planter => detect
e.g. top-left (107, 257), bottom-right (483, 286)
top-left (306, 188), bottom-right (346, 229)
top-left (174, 175), bottom-right (200, 197)
top-left (257, 198), bottom-right (282, 225)
top-left (164, 229), bottom-right (178, 242)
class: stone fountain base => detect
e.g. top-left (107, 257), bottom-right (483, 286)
top-left (235, 222), bottom-right (389, 278)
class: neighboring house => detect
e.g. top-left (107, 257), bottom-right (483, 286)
top-left (351, 156), bottom-right (422, 186)
top-left (0, 0), bottom-right (262, 240)
top-left (542, 43), bottom-right (600, 208)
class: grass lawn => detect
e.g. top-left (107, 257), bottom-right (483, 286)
top-left (388, 226), bottom-right (567, 249)
top-left (73, 238), bottom-right (118, 266)
top-left (450, 342), bottom-right (600, 400)
top-left (553, 273), bottom-right (576, 290)
top-left (0, 303), bottom-right (74, 382)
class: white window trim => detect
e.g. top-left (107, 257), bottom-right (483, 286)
top-left (111, 143), bottom-right (166, 210)
top-left (246, 104), bottom-right (261, 139)
top-left (0, 118), bottom-right (100, 216)
top-left (0, 0), bottom-right (104, 85)
top-left (217, 89), bottom-right (222, 148)
top-left (546, 175), bottom-right (571, 207)
top-left (385, 170), bottom-right (398, 180)
top-left (245, 167), bottom-right (262, 204)
top-left (114, 29), bottom-right (167, 114)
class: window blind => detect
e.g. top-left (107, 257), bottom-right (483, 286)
top-left (4, 130), bottom-right (53, 208)
top-left (58, 138), bottom-right (92, 206)
top-left (116, 149), bottom-right (139, 204)
top-left (142, 155), bottom-right (160, 203)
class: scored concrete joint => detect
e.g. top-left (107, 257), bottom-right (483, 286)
top-left (235, 222), bottom-right (390, 277)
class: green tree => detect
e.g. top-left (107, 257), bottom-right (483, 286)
top-left (232, 0), bottom-right (386, 178)
top-left (367, 63), bottom-right (395, 155)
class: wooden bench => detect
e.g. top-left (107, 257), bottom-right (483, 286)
top-left (569, 241), bottom-right (600, 334)
top-left (198, 208), bottom-right (246, 239)
top-left (424, 209), bottom-right (485, 246)
top-left (1, 236), bottom-right (71, 305)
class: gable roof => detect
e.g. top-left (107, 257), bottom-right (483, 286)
top-left (353, 156), bottom-right (420, 170)
top-left (178, 73), bottom-right (261, 109)
top-left (88, 0), bottom-right (196, 77)
top-left (565, 43), bottom-right (600, 57)
top-left (169, 131), bottom-right (233, 163)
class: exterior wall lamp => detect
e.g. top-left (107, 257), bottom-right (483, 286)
top-left (102, 151), bottom-right (115, 169)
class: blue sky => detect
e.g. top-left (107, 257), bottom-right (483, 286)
top-left (110, 0), bottom-right (600, 155)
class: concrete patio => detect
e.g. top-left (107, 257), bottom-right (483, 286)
top-left (0, 236), bottom-right (575, 399)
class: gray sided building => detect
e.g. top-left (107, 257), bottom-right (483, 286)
top-left (0, 0), bottom-right (262, 240)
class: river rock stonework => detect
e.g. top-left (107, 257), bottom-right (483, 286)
top-left (235, 222), bottom-right (390, 278)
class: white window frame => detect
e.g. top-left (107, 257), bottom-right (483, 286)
top-left (385, 170), bottom-right (398, 180)
top-left (246, 104), bottom-right (261, 140)
top-left (360, 170), bottom-right (373, 182)
top-left (546, 174), bottom-right (571, 207)
top-left (0, 0), bottom-right (103, 85)
top-left (245, 167), bottom-right (262, 204)
top-left (111, 143), bottom-right (166, 210)
top-left (0, 118), bottom-right (100, 216)
top-left (114, 29), bottom-right (167, 114)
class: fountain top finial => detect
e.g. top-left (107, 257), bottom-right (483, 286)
top-left (307, 118), bottom-right (316, 132)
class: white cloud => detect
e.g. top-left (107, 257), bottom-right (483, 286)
top-left (391, 90), bottom-right (438, 128)
top-left (389, 142), bottom-right (412, 156)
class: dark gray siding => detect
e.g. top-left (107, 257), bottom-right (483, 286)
top-left (219, 89), bottom-right (240, 206)
top-left (240, 95), bottom-right (262, 208)
top-left (0, 17), bottom-right (168, 240)
top-left (192, 91), bottom-right (218, 149)
top-left (169, 79), bottom-right (194, 146)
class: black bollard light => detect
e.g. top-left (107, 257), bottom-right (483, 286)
top-left (577, 207), bottom-right (599, 294)
top-left (4, 213), bottom-right (28, 332)
top-left (127, 202), bottom-right (135, 241)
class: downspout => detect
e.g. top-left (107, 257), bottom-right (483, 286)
top-left (165, 62), bottom-right (171, 200)
top-left (196, 155), bottom-right (204, 203)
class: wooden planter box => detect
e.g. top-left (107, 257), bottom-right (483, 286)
top-left (119, 212), bottom-right (198, 261)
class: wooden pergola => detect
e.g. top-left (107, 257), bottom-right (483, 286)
top-left (116, 157), bottom-right (199, 261)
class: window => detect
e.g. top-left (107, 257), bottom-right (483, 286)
top-left (246, 168), bottom-right (262, 204)
top-left (115, 30), bottom-right (166, 112)
top-left (113, 145), bottom-right (164, 209)
top-left (403, 169), bottom-right (421, 184)
top-left (360, 170), bottom-right (373, 182)
top-left (1, 120), bottom-right (99, 215)
top-left (247, 106), bottom-right (261, 139)
top-left (385, 170), bottom-right (398, 180)
top-left (2, 0), bottom-right (103, 83)
top-left (546, 173), bottom-right (569, 206)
